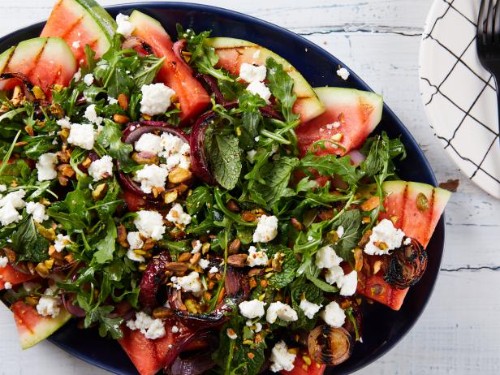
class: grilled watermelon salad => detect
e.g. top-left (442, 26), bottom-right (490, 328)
top-left (0, 0), bottom-right (451, 374)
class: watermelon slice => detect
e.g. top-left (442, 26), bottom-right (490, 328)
top-left (0, 264), bottom-right (36, 290)
top-left (128, 10), bottom-right (211, 123)
top-left (296, 87), bottom-right (383, 156)
top-left (11, 300), bottom-right (71, 349)
top-left (0, 37), bottom-right (77, 96)
top-left (41, 0), bottom-right (116, 65)
top-left (207, 37), bottom-right (325, 123)
top-left (357, 181), bottom-right (451, 310)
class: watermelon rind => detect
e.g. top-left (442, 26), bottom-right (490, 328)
top-left (0, 46), bottom-right (15, 73)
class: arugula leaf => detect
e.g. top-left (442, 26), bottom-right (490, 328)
top-left (266, 57), bottom-right (299, 125)
top-left (133, 55), bottom-right (165, 87)
top-left (93, 217), bottom-right (117, 264)
top-left (97, 119), bottom-right (134, 167)
top-left (205, 125), bottom-right (242, 190)
top-left (186, 185), bottom-right (213, 215)
top-left (299, 153), bottom-right (360, 187)
top-left (11, 217), bottom-right (50, 263)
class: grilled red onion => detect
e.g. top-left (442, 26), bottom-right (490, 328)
top-left (61, 294), bottom-right (86, 318)
top-left (138, 252), bottom-right (172, 310)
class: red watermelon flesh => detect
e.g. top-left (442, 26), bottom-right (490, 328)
top-left (11, 300), bottom-right (71, 349)
top-left (0, 264), bottom-right (36, 290)
top-left (0, 37), bottom-right (77, 97)
top-left (129, 10), bottom-right (211, 123)
top-left (296, 87), bottom-right (383, 157)
top-left (356, 181), bottom-right (451, 310)
top-left (40, 0), bottom-right (116, 65)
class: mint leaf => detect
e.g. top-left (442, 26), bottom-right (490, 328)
top-left (333, 209), bottom-right (361, 261)
top-left (11, 217), bottom-right (50, 263)
top-left (205, 126), bottom-right (242, 190)
top-left (266, 245), bottom-right (300, 289)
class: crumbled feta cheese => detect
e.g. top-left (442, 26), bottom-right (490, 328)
top-left (247, 246), bottom-right (269, 267)
top-left (158, 133), bottom-right (191, 171)
top-left (73, 69), bottom-right (82, 82)
top-left (171, 325), bottom-right (179, 333)
top-left (238, 299), bottom-right (266, 319)
top-left (315, 245), bottom-right (343, 269)
top-left (338, 270), bottom-right (357, 296)
top-left (108, 96), bottom-right (118, 105)
top-left (134, 164), bottom-right (168, 194)
top-left (67, 123), bottom-right (95, 150)
top-left (54, 234), bottom-right (71, 253)
top-left (135, 133), bottom-right (163, 155)
top-left (208, 266), bottom-right (218, 274)
top-left (191, 240), bottom-right (202, 254)
top-left (84, 104), bottom-right (103, 126)
top-left (299, 299), bottom-right (322, 319)
top-left (226, 328), bottom-right (238, 340)
top-left (134, 210), bottom-right (166, 241)
top-left (36, 295), bottom-right (61, 318)
top-left (83, 73), bottom-right (94, 86)
top-left (403, 237), bottom-right (412, 245)
top-left (26, 202), bottom-right (48, 223)
top-left (247, 149), bottom-right (257, 163)
top-left (56, 117), bottom-right (72, 129)
top-left (127, 231), bottom-right (144, 250)
top-left (88, 155), bottom-right (113, 181)
top-left (0, 185), bottom-right (6, 192)
top-left (325, 265), bottom-right (344, 285)
top-left (3, 281), bottom-right (12, 289)
top-left (364, 219), bottom-right (405, 256)
top-left (321, 301), bottom-right (345, 328)
top-left (127, 248), bottom-right (145, 262)
top-left (166, 203), bottom-right (191, 226)
top-left (246, 81), bottom-right (272, 103)
top-left (126, 311), bottom-right (166, 340)
top-left (252, 215), bottom-right (278, 243)
top-left (140, 83), bottom-right (176, 116)
top-left (0, 190), bottom-right (25, 209)
top-left (36, 153), bottom-right (58, 181)
top-left (0, 256), bottom-right (8, 268)
top-left (175, 271), bottom-right (203, 295)
top-left (116, 13), bottom-right (135, 37)
top-left (266, 301), bottom-right (298, 324)
top-left (0, 201), bottom-right (22, 226)
top-left (198, 258), bottom-right (210, 269)
top-left (269, 341), bottom-right (296, 372)
top-left (239, 63), bottom-right (267, 83)
top-left (336, 67), bottom-right (350, 80)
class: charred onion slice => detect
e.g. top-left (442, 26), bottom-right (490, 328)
top-left (385, 237), bottom-right (428, 289)
top-left (308, 325), bottom-right (353, 366)
top-left (0, 72), bottom-right (35, 102)
top-left (138, 251), bottom-right (172, 310)
top-left (190, 105), bottom-right (283, 185)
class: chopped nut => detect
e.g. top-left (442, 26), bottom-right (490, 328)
top-left (151, 186), bottom-right (165, 198)
top-left (226, 199), bottom-right (240, 212)
top-left (185, 299), bottom-right (201, 314)
top-left (178, 252), bottom-right (192, 263)
top-left (353, 248), bottom-right (363, 272)
top-left (113, 113), bottom-right (130, 124)
top-left (142, 238), bottom-right (155, 252)
top-left (373, 260), bottom-right (383, 275)
top-left (117, 93), bottom-right (129, 110)
top-left (247, 352), bottom-right (255, 360)
top-left (416, 192), bottom-right (429, 212)
top-left (164, 262), bottom-right (189, 274)
top-left (248, 268), bottom-right (262, 277)
top-left (168, 167), bottom-right (192, 184)
top-left (57, 146), bottom-right (71, 163)
top-left (49, 103), bottom-right (64, 118)
top-left (10, 86), bottom-right (23, 106)
top-left (189, 252), bottom-right (201, 265)
top-left (152, 307), bottom-right (173, 319)
top-left (201, 242), bottom-right (211, 254)
top-left (358, 230), bottom-right (372, 247)
top-left (92, 183), bottom-right (108, 201)
top-left (271, 253), bottom-right (285, 272)
top-left (35, 262), bottom-right (50, 278)
top-left (81, 157), bottom-right (92, 168)
top-left (3, 247), bottom-right (16, 263)
top-left (25, 296), bottom-right (40, 306)
top-left (249, 277), bottom-right (258, 289)
top-left (241, 211), bottom-right (256, 222)
top-left (259, 279), bottom-right (268, 288)
top-left (228, 238), bottom-right (241, 255)
top-left (33, 86), bottom-right (46, 100)
top-left (35, 223), bottom-right (56, 241)
top-left (64, 254), bottom-right (74, 263)
top-left (227, 254), bottom-right (248, 267)
top-left (290, 217), bottom-right (303, 231)
top-left (132, 151), bottom-right (159, 165)
top-left (117, 224), bottom-right (129, 248)
top-left (361, 196), bottom-right (380, 212)
top-left (163, 189), bottom-right (178, 204)
top-left (57, 164), bottom-right (75, 178)
top-left (44, 258), bottom-right (55, 270)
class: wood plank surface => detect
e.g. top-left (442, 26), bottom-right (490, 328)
top-left (1, 0), bottom-right (499, 374)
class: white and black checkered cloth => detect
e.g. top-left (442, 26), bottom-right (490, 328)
top-left (420, 0), bottom-right (500, 198)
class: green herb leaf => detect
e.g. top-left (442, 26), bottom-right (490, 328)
top-left (11, 217), bottom-right (50, 263)
top-left (266, 57), bottom-right (299, 125)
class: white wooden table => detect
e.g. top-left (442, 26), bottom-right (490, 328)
top-left (1, 1), bottom-right (499, 374)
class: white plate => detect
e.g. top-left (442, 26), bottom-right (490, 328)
top-left (419, 0), bottom-right (500, 199)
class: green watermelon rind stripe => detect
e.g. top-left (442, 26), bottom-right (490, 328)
top-left (70, 0), bottom-right (117, 42)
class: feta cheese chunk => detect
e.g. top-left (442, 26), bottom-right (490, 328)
top-left (364, 219), bottom-right (405, 256)
top-left (246, 81), bottom-right (272, 104)
top-left (116, 13), bottom-right (135, 37)
top-left (140, 83), bottom-right (176, 116)
top-left (239, 63), bottom-right (267, 83)
top-left (88, 155), bottom-right (113, 181)
top-left (325, 265), bottom-right (344, 285)
top-left (315, 245), bottom-right (343, 269)
top-left (134, 133), bottom-right (163, 155)
top-left (126, 311), bottom-right (166, 340)
top-left (0, 190), bottom-right (26, 209)
top-left (56, 117), bottom-right (72, 129)
top-left (299, 299), bottom-right (322, 319)
top-left (321, 301), bottom-right (345, 328)
top-left (191, 240), bottom-right (202, 254)
top-left (252, 215), bottom-right (278, 243)
top-left (134, 210), bottom-right (166, 240)
top-left (83, 73), bottom-right (94, 86)
top-left (54, 234), bottom-right (71, 252)
top-left (247, 246), bottom-right (269, 267)
top-left (134, 164), bottom-right (168, 194)
top-left (36, 153), bottom-right (58, 181)
top-left (67, 123), bottom-right (95, 150)
top-left (36, 296), bottom-right (61, 318)
top-left (166, 203), bottom-right (191, 226)
top-left (269, 341), bottom-right (296, 372)
top-left (238, 299), bottom-right (266, 319)
top-left (266, 301), bottom-right (298, 324)
top-left (0, 256), bottom-right (8, 268)
top-left (336, 67), bottom-right (350, 80)
top-left (127, 231), bottom-right (144, 250)
top-left (3, 281), bottom-right (12, 289)
top-left (338, 270), bottom-right (357, 296)
top-left (159, 133), bottom-right (191, 171)
top-left (26, 202), bottom-right (48, 223)
top-left (198, 258), bottom-right (210, 269)
top-left (0, 190), bottom-right (26, 226)
top-left (84, 104), bottom-right (103, 126)
top-left (127, 249), bottom-right (145, 263)
top-left (176, 271), bottom-right (203, 295)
